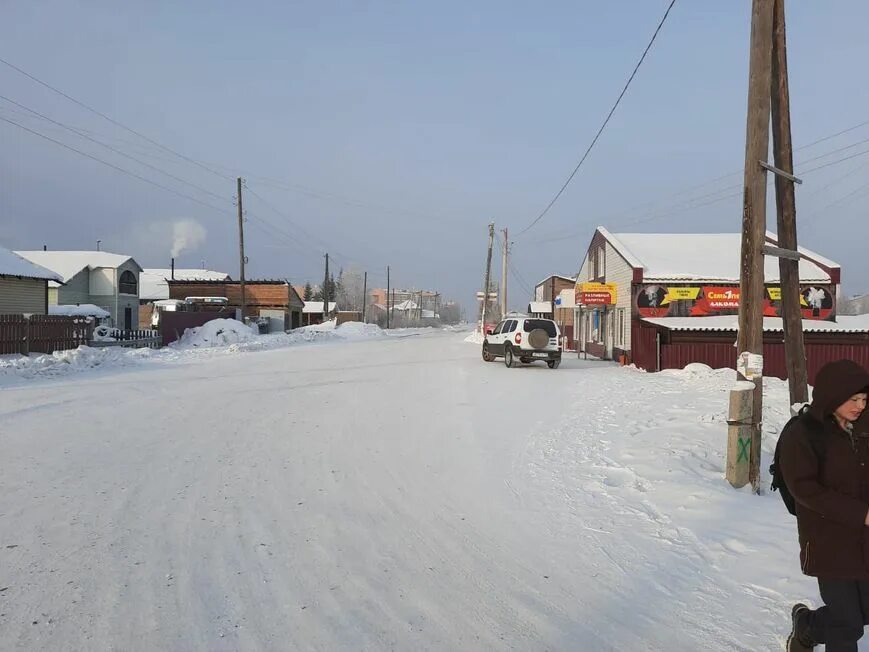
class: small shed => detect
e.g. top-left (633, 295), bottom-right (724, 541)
top-left (303, 301), bottom-right (337, 326)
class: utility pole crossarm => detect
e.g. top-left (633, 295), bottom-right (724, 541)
top-left (759, 160), bottom-right (802, 184)
top-left (762, 244), bottom-right (800, 260)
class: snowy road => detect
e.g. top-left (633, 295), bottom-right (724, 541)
top-left (0, 330), bottom-right (826, 650)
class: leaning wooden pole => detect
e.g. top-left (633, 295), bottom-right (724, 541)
top-left (770, 0), bottom-right (809, 406)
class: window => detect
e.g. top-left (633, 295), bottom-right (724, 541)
top-left (119, 270), bottom-right (138, 295)
top-left (492, 322), bottom-right (505, 335)
top-left (523, 319), bottom-right (557, 337)
top-left (505, 319), bottom-right (517, 333)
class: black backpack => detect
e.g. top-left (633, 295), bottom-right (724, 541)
top-left (769, 405), bottom-right (826, 515)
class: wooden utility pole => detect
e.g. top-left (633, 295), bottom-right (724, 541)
top-left (237, 177), bottom-right (247, 320)
top-left (770, 0), bottom-right (808, 405)
top-left (386, 266), bottom-right (391, 329)
top-left (362, 271), bottom-right (368, 323)
top-left (480, 222), bottom-right (495, 332)
top-left (501, 228), bottom-right (508, 318)
top-left (728, 0), bottom-right (775, 492)
top-left (551, 276), bottom-right (556, 322)
top-left (322, 253), bottom-right (330, 324)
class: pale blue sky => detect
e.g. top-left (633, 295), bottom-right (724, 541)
top-left (1, 1), bottom-right (867, 309)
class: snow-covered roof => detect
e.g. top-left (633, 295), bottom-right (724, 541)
top-left (642, 315), bottom-right (869, 334)
top-left (535, 274), bottom-right (577, 288)
top-left (596, 227), bottom-right (836, 283)
top-left (303, 301), bottom-right (337, 314)
top-left (0, 246), bottom-right (62, 281)
top-left (528, 301), bottom-right (552, 314)
top-left (15, 251), bottom-right (142, 283)
top-left (140, 268), bottom-right (231, 301)
top-left (49, 304), bottom-right (110, 318)
top-left (394, 300), bottom-right (418, 311)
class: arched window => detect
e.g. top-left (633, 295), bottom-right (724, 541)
top-left (119, 270), bottom-right (138, 295)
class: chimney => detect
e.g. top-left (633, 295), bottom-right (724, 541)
top-left (171, 258), bottom-right (175, 280)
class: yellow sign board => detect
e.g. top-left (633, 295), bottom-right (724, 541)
top-left (767, 287), bottom-right (808, 306)
top-left (576, 282), bottom-right (618, 305)
top-left (661, 287), bottom-right (701, 305)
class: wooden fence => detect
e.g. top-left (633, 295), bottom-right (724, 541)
top-left (0, 314), bottom-right (93, 355)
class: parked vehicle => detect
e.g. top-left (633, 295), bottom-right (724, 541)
top-left (482, 316), bottom-right (562, 369)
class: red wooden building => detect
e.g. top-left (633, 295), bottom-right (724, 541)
top-left (572, 227), bottom-right (868, 377)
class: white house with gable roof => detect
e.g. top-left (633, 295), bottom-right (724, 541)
top-left (15, 250), bottom-right (143, 329)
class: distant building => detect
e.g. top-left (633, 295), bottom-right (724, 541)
top-left (140, 268), bottom-right (231, 302)
top-left (841, 294), bottom-right (869, 316)
top-left (168, 279), bottom-right (304, 330)
top-left (532, 275), bottom-right (577, 348)
top-left (303, 301), bottom-right (337, 325)
top-left (139, 268), bottom-right (231, 328)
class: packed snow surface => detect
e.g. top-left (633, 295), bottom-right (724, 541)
top-left (0, 329), bottom-right (855, 649)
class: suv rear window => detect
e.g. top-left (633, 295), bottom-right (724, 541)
top-left (523, 319), bottom-right (557, 337)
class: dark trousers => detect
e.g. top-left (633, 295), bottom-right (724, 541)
top-left (807, 579), bottom-right (869, 651)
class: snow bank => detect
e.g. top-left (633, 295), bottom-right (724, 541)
top-left (0, 318), bottom-right (416, 385)
top-left (174, 319), bottom-right (259, 349)
top-left (463, 330), bottom-right (484, 344)
top-left (0, 346), bottom-right (153, 380)
top-left (333, 321), bottom-right (384, 340)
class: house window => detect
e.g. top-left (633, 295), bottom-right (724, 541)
top-left (119, 270), bottom-right (138, 295)
top-left (591, 247), bottom-right (605, 279)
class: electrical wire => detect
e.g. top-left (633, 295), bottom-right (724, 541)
top-left (0, 55), bottom-right (231, 181)
top-left (523, 117), bottom-right (869, 244)
top-left (0, 114), bottom-right (230, 214)
top-left (515, 0), bottom-right (677, 237)
top-left (0, 95), bottom-right (228, 202)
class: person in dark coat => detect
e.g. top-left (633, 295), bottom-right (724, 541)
top-left (781, 359), bottom-right (869, 651)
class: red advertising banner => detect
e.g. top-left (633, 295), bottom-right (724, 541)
top-left (637, 283), bottom-right (835, 319)
top-left (689, 286), bottom-right (740, 315)
top-left (581, 291), bottom-right (613, 305)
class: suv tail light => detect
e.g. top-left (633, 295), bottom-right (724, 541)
top-left (514, 332), bottom-right (522, 345)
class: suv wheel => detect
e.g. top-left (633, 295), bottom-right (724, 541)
top-left (504, 346), bottom-right (517, 368)
top-left (482, 343), bottom-right (494, 362)
top-left (547, 360), bottom-right (560, 369)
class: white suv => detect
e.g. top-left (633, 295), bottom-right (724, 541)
top-left (482, 316), bottom-right (562, 369)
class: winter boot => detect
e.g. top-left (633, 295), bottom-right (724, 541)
top-left (786, 603), bottom-right (815, 651)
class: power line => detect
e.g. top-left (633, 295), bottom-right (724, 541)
top-left (0, 115), bottom-right (229, 214)
top-left (527, 115), bottom-right (869, 244)
top-left (0, 55), bottom-right (231, 181)
top-left (800, 146), bottom-right (869, 174)
top-left (524, 137), bottom-right (869, 244)
top-left (516, 0), bottom-right (677, 237)
top-left (0, 94), bottom-right (228, 203)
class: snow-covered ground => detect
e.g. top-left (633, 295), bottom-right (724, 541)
top-left (0, 327), bottom-right (847, 650)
